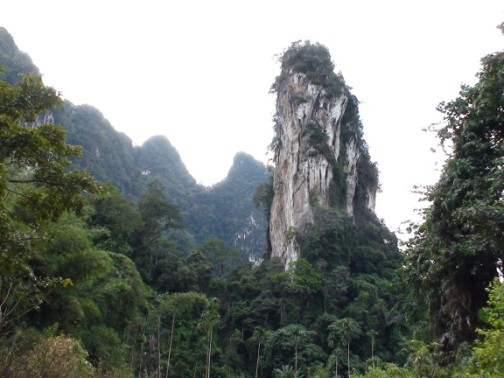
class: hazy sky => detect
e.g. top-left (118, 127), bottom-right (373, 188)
top-left (1, 1), bottom-right (503, 234)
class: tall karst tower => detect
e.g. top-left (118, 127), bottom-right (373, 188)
top-left (269, 42), bottom-right (379, 267)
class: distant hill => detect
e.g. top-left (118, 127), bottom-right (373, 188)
top-left (185, 152), bottom-right (270, 259)
top-left (0, 27), bottom-right (269, 259)
top-left (53, 102), bottom-right (143, 196)
top-left (0, 27), bottom-right (39, 84)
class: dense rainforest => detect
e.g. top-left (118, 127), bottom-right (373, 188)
top-left (1, 26), bottom-right (503, 378)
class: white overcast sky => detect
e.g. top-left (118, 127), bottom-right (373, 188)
top-left (1, 0), bottom-right (503, 234)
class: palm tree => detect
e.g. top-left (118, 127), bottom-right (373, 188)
top-left (328, 318), bottom-right (361, 377)
top-left (327, 348), bottom-right (344, 378)
top-left (275, 324), bottom-right (313, 374)
top-left (366, 330), bottom-right (378, 370)
top-left (273, 364), bottom-right (304, 378)
top-left (251, 326), bottom-right (272, 378)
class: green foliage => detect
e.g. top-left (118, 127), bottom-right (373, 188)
top-left (271, 40), bottom-right (345, 97)
top-left (353, 363), bottom-right (413, 378)
top-left (268, 324), bottom-right (322, 375)
top-left (0, 73), bottom-right (102, 334)
top-left (303, 120), bottom-right (335, 165)
top-left (197, 237), bottom-right (247, 277)
top-left (5, 334), bottom-right (95, 378)
top-left (137, 178), bottom-right (182, 233)
top-left (273, 364), bottom-right (304, 378)
top-left (131, 178), bottom-right (182, 283)
top-left (135, 292), bottom-right (220, 378)
top-left (479, 279), bottom-right (504, 336)
top-left (8, 29), bottom-right (494, 377)
top-left (328, 317), bottom-right (362, 374)
top-left (405, 49), bottom-right (504, 349)
top-left (55, 102), bottom-right (142, 196)
top-left (87, 189), bottom-right (142, 255)
top-left (26, 213), bottom-right (146, 369)
top-left (61, 104), bottom-right (270, 259)
top-left (253, 169), bottom-right (274, 220)
top-left (299, 207), bottom-right (355, 273)
top-left (190, 152), bottom-right (270, 260)
top-left (353, 150), bottom-right (379, 214)
top-left (464, 279), bottom-right (504, 376)
top-left (58, 101), bottom-right (269, 259)
top-left (328, 166), bottom-right (348, 208)
top-left (294, 201), bottom-right (406, 370)
top-left (283, 259), bottom-right (323, 298)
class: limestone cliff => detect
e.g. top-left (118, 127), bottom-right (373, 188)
top-left (269, 42), bottom-right (378, 266)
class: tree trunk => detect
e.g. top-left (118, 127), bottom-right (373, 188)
top-left (255, 342), bottom-right (261, 378)
top-left (138, 338), bottom-right (144, 378)
top-left (371, 336), bottom-right (375, 369)
top-left (347, 341), bottom-right (351, 378)
top-left (157, 316), bottom-right (161, 378)
top-left (165, 314), bottom-right (175, 378)
top-left (206, 326), bottom-right (213, 378)
top-left (295, 345), bottom-right (298, 373)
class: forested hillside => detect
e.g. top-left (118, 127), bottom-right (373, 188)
top-left (0, 27), bottom-right (269, 258)
top-left (0, 25), bottom-right (503, 378)
top-left (55, 102), bottom-right (270, 258)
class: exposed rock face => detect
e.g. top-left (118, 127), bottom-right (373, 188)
top-left (21, 111), bottom-right (54, 128)
top-left (269, 50), bottom-right (377, 267)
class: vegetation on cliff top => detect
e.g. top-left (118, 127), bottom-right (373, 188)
top-left (271, 40), bottom-right (346, 97)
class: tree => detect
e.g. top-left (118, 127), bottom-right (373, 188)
top-left (327, 348), bottom-right (344, 378)
top-left (0, 72), bottom-right (101, 332)
top-left (405, 49), bottom-right (504, 349)
top-left (4, 335), bottom-right (95, 378)
top-left (196, 237), bottom-right (246, 277)
top-left (185, 250), bottom-right (214, 294)
top-left (328, 318), bottom-right (362, 377)
top-left (137, 292), bottom-right (212, 377)
top-left (274, 324), bottom-right (315, 374)
top-left (464, 279), bottom-right (504, 376)
top-left (137, 179), bottom-right (182, 237)
top-left (283, 259), bottom-right (323, 307)
top-left (164, 292), bottom-right (211, 378)
top-left (199, 298), bottom-right (220, 378)
top-left (274, 364), bottom-right (303, 378)
top-left (271, 40), bottom-right (345, 97)
top-left (87, 189), bottom-right (141, 256)
top-left (250, 326), bottom-right (272, 378)
top-left (366, 330), bottom-right (378, 370)
top-left (132, 178), bottom-right (182, 283)
top-left (25, 212), bottom-right (146, 372)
